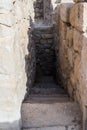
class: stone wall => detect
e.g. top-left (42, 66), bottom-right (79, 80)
top-left (33, 26), bottom-right (56, 77)
top-left (0, 0), bottom-right (35, 130)
top-left (34, 0), bottom-right (44, 20)
top-left (34, 0), bottom-right (53, 25)
top-left (54, 1), bottom-right (87, 129)
top-left (44, 0), bottom-right (52, 25)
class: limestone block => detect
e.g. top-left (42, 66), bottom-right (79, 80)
top-left (58, 39), bottom-right (70, 79)
top-left (73, 29), bottom-right (82, 52)
top-left (0, 1), bottom-right (29, 130)
top-left (0, 37), bottom-right (16, 74)
top-left (0, 25), bottom-right (14, 37)
top-left (67, 48), bottom-right (74, 68)
top-left (60, 20), bottom-right (67, 40)
top-left (0, 75), bottom-right (17, 89)
top-left (70, 72), bottom-right (76, 87)
top-left (22, 1), bottom-right (30, 19)
top-left (14, 1), bottom-right (24, 22)
top-left (60, 3), bottom-right (73, 23)
top-left (73, 31), bottom-right (87, 105)
top-left (80, 33), bottom-right (87, 86)
top-left (0, 87), bottom-right (17, 103)
top-left (74, 54), bottom-right (81, 81)
top-left (16, 72), bottom-right (27, 102)
top-left (70, 3), bottom-right (87, 32)
top-left (17, 21), bottom-right (29, 55)
top-left (0, 13), bottom-right (15, 27)
top-left (0, 0), bottom-right (13, 11)
top-left (66, 27), bottom-right (73, 47)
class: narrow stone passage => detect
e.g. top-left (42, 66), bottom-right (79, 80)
top-left (22, 25), bottom-right (81, 130)
top-left (24, 25), bottom-right (68, 102)
top-left (21, 1), bottom-right (82, 130)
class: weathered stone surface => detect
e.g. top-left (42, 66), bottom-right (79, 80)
top-left (23, 126), bottom-right (66, 130)
top-left (0, 13), bottom-right (14, 27)
top-left (70, 3), bottom-right (87, 32)
top-left (66, 27), bottom-right (73, 48)
top-left (0, 0), bottom-right (13, 11)
top-left (0, 37), bottom-right (15, 74)
top-left (0, 0), bottom-right (36, 130)
top-left (60, 20), bottom-right (67, 40)
top-left (0, 121), bottom-right (21, 130)
top-left (68, 125), bottom-right (82, 130)
top-left (73, 29), bottom-right (82, 52)
top-left (54, 2), bottom-right (87, 130)
top-left (22, 102), bottom-right (81, 128)
top-left (0, 25), bottom-right (14, 38)
top-left (60, 3), bottom-right (73, 23)
top-left (14, 1), bottom-right (24, 22)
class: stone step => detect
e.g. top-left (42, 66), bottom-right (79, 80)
top-left (24, 95), bottom-right (70, 103)
top-left (21, 100), bottom-right (82, 129)
top-left (29, 87), bottom-right (67, 95)
top-left (33, 26), bottom-right (53, 33)
top-left (30, 76), bottom-right (66, 95)
top-left (22, 125), bottom-right (81, 130)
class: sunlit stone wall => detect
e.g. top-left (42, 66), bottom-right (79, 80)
top-left (53, 1), bottom-right (87, 129)
top-left (0, 0), bottom-right (35, 130)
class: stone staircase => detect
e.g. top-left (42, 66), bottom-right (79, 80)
top-left (21, 76), bottom-right (82, 130)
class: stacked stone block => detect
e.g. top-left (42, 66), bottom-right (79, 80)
top-left (33, 26), bottom-right (56, 77)
top-left (54, 1), bottom-right (87, 129)
top-left (34, 0), bottom-right (44, 20)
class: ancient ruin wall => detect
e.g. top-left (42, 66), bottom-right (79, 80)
top-left (0, 0), bottom-right (36, 130)
top-left (54, 1), bottom-right (87, 129)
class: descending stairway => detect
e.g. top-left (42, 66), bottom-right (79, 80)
top-left (21, 76), bottom-right (82, 130)
top-left (21, 18), bottom-right (82, 129)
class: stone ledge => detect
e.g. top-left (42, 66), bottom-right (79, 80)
top-left (22, 102), bottom-right (82, 128)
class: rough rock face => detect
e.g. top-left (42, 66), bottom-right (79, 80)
top-left (70, 3), bottom-right (87, 32)
top-left (0, 0), bottom-right (35, 130)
